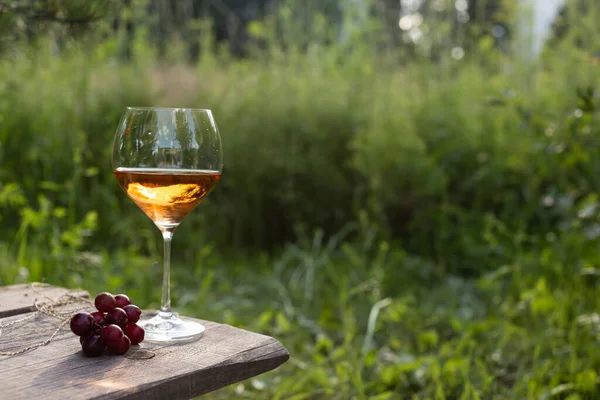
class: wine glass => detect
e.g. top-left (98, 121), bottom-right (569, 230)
top-left (112, 107), bottom-right (223, 342)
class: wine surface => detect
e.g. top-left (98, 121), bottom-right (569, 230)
top-left (114, 168), bottom-right (221, 228)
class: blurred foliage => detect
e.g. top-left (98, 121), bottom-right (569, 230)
top-left (547, 0), bottom-right (600, 57)
top-left (0, 0), bottom-right (517, 59)
top-left (1, 0), bottom-right (600, 398)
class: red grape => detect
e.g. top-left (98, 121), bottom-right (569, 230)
top-left (124, 324), bottom-right (145, 345)
top-left (70, 312), bottom-right (94, 336)
top-left (110, 335), bottom-right (131, 355)
top-left (95, 292), bottom-right (116, 312)
top-left (81, 335), bottom-right (105, 357)
top-left (114, 294), bottom-right (131, 308)
top-left (91, 311), bottom-right (106, 326)
top-left (100, 324), bottom-right (124, 347)
top-left (70, 292), bottom-right (144, 357)
top-left (106, 307), bottom-right (128, 328)
top-left (123, 305), bottom-right (142, 323)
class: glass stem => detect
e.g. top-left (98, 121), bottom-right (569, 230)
top-left (160, 230), bottom-right (174, 317)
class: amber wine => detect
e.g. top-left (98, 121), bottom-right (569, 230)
top-left (114, 168), bottom-right (221, 228)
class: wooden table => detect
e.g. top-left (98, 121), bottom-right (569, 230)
top-left (0, 284), bottom-right (289, 399)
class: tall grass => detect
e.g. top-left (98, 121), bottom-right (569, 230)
top-left (2, 36), bottom-right (598, 266)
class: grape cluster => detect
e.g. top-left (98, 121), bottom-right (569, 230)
top-left (70, 292), bottom-right (145, 357)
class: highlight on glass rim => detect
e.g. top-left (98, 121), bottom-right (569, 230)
top-left (1, 1), bottom-right (599, 399)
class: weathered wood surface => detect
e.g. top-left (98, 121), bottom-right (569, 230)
top-left (0, 284), bottom-right (88, 318)
top-left (0, 284), bottom-right (289, 400)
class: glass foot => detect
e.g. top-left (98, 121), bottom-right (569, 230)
top-left (138, 311), bottom-right (205, 343)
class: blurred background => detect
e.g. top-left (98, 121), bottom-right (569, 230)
top-left (1, 0), bottom-right (600, 398)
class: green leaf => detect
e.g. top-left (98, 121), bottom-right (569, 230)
top-left (576, 369), bottom-right (598, 392)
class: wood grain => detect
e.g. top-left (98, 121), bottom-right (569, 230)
top-left (0, 284), bottom-right (89, 318)
top-left (0, 285), bottom-right (289, 399)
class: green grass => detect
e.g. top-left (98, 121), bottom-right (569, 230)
top-left (2, 8), bottom-right (600, 398)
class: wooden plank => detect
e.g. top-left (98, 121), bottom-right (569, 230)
top-left (0, 285), bottom-right (289, 399)
top-left (0, 284), bottom-right (89, 318)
